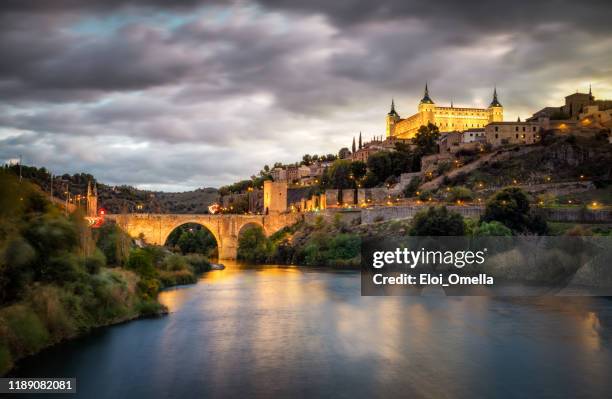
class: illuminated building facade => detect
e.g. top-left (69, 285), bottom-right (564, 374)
top-left (386, 85), bottom-right (504, 139)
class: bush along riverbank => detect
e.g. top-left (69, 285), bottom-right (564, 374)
top-left (235, 187), bottom-right (557, 268)
top-left (0, 172), bottom-right (212, 375)
top-left (238, 214), bottom-right (362, 267)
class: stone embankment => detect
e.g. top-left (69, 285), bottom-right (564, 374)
top-left (310, 205), bottom-right (612, 224)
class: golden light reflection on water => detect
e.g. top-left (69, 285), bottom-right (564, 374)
top-left (152, 265), bottom-right (612, 398)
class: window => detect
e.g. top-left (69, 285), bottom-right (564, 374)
top-left (523, 127), bottom-right (526, 132)
top-left (495, 134), bottom-right (499, 139)
top-left (495, 126), bottom-right (499, 132)
top-left (532, 126), bottom-right (536, 132)
top-left (515, 134), bottom-right (519, 138)
top-left (515, 126), bottom-right (519, 132)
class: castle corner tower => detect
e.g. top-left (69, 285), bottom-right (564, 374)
top-left (417, 83), bottom-right (436, 126)
top-left (385, 99), bottom-right (401, 137)
top-left (487, 87), bottom-right (504, 122)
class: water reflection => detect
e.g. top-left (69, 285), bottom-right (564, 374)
top-left (10, 263), bottom-right (612, 399)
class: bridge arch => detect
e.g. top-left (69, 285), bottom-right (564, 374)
top-left (105, 213), bottom-right (302, 260)
top-left (163, 221), bottom-right (219, 257)
top-left (161, 220), bottom-right (221, 250)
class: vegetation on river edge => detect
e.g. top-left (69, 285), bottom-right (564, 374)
top-left (0, 172), bottom-right (212, 375)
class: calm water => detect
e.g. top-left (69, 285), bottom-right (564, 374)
top-left (9, 262), bottom-right (612, 398)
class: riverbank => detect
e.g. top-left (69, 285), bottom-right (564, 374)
top-left (0, 260), bottom-right (220, 375)
top-left (0, 172), bottom-right (216, 375)
top-left (0, 268), bottom-right (166, 375)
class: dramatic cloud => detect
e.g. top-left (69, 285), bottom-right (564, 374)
top-left (1, 0), bottom-right (611, 189)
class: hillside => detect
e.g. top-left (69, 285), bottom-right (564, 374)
top-left (3, 165), bottom-right (219, 214)
top-left (424, 132), bottom-right (612, 204)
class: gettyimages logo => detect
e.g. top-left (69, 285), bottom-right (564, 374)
top-left (372, 247), bottom-right (487, 269)
top-left (361, 236), bottom-right (612, 296)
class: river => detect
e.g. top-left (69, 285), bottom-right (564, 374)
top-left (9, 262), bottom-right (612, 398)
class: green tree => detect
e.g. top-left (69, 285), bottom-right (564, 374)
top-left (301, 154), bottom-right (312, 166)
top-left (361, 171), bottom-right (380, 188)
top-left (414, 123), bottom-right (440, 155)
top-left (482, 187), bottom-right (546, 233)
top-left (327, 159), bottom-right (354, 189)
top-left (350, 161), bottom-right (367, 181)
top-left (237, 226), bottom-right (272, 262)
top-left (409, 206), bottom-right (465, 236)
top-left (338, 147), bottom-right (351, 159)
top-left (166, 224), bottom-right (217, 256)
top-left (367, 152), bottom-right (392, 182)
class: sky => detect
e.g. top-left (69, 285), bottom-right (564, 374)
top-left (1, 0), bottom-right (611, 191)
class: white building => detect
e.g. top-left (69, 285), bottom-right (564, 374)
top-left (462, 128), bottom-right (485, 143)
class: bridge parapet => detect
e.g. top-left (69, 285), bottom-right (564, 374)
top-left (105, 213), bottom-right (302, 260)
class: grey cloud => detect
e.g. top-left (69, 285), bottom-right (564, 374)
top-left (1, 0), bottom-right (611, 190)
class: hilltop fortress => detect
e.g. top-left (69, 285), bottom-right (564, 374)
top-left (386, 85), bottom-right (503, 139)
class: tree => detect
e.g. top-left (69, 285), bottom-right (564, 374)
top-left (237, 226), bottom-right (272, 262)
top-left (414, 123), bottom-right (440, 155)
top-left (482, 187), bottom-right (547, 234)
top-left (338, 147), bottom-right (351, 159)
top-left (352, 137), bottom-right (356, 154)
top-left (367, 152), bottom-right (392, 182)
top-left (358, 132), bottom-right (363, 149)
top-left (409, 206), bottom-right (465, 236)
top-left (361, 171), bottom-right (379, 188)
top-left (350, 161), bottom-right (367, 181)
top-left (325, 154), bottom-right (337, 162)
top-left (302, 154), bottom-right (312, 166)
top-left (327, 159), bottom-right (354, 189)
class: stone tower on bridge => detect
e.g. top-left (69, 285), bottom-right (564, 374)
top-left (86, 181), bottom-right (98, 218)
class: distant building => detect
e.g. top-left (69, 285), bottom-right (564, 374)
top-left (462, 128), bottom-right (485, 143)
top-left (270, 167), bottom-right (287, 182)
top-left (438, 132), bottom-right (462, 154)
top-left (529, 87), bottom-right (612, 121)
top-left (350, 136), bottom-right (410, 163)
top-left (485, 121), bottom-right (541, 148)
top-left (579, 105), bottom-right (612, 130)
top-left (386, 85), bottom-right (503, 139)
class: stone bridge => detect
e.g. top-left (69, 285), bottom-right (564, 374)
top-left (105, 213), bottom-right (302, 260)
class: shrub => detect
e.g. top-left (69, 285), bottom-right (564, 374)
top-left (161, 253), bottom-right (189, 272)
top-left (28, 286), bottom-right (76, 337)
top-left (0, 343), bottom-right (11, 375)
top-left (409, 207), bottom-right (465, 236)
top-left (402, 176), bottom-right (422, 198)
top-left (437, 161), bottom-right (452, 175)
top-left (472, 221), bottom-right (512, 236)
top-left (83, 249), bottom-right (106, 274)
top-left (448, 186), bottom-right (474, 203)
top-left (184, 254), bottom-right (212, 274)
top-left (0, 305), bottom-right (49, 357)
top-left (326, 234), bottom-right (360, 261)
top-left (127, 249), bottom-right (156, 278)
top-left (95, 223), bottom-right (131, 266)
